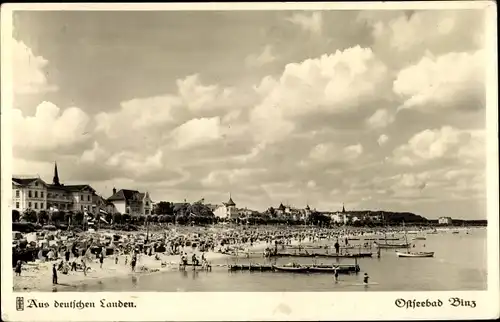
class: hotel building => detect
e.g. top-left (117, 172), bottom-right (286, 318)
top-left (12, 163), bottom-right (96, 213)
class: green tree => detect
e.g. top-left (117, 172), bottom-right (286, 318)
top-left (105, 212), bottom-right (113, 224)
top-left (154, 201), bottom-right (174, 216)
top-left (74, 211), bottom-right (84, 224)
top-left (38, 210), bottom-right (49, 225)
top-left (23, 209), bottom-right (37, 223)
top-left (12, 210), bottom-right (20, 222)
top-left (122, 213), bottom-right (131, 223)
top-left (112, 212), bottom-right (122, 225)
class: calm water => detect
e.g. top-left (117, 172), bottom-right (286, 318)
top-left (67, 228), bottom-right (487, 292)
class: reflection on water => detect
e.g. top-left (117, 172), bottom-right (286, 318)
top-left (64, 229), bottom-right (487, 292)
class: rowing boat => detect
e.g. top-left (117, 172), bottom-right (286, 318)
top-left (273, 265), bottom-right (309, 273)
top-left (397, 251), bottom-right (434, 258)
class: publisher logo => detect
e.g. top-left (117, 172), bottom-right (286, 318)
top-left (16, 297), bottom-right (24, 311)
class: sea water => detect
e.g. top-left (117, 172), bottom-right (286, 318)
top-left (65, 228), bottom-right (487, 292)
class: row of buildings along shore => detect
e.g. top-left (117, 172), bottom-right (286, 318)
top-left (12, 162), bottom-right (456, 225)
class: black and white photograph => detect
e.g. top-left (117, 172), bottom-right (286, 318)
top-left (1, 2), bottom-right (498, 320)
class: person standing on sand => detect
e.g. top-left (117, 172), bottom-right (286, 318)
top-left (14, 260), bottom-right (22, 276)
top-left (131, 254), bottom-right (137, 272)
top-left (99, 252), bottom-right (104, 268)
top-left (81, 258), bottom-right (87, 276)
top-left (52, 264), bottom-right (58, 284)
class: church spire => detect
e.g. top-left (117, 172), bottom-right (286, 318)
top-left (53, 162), bottom-right (60, 186)
top-left (342, 203), bottom-right (346, 213)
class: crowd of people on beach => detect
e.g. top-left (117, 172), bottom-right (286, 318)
top-left (13, 223), bottom-right (441, 288)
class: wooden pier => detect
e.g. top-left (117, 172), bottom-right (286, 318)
top-left (270, 252), bottom-right (373, 258)
top-left (228, 263), bottom-right (360, 274)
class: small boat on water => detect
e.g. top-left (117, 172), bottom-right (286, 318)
top-left (397, 252), bottom-right (435, 258)
top-left (413, 236), bottom-right (427, 241)
top-left (397, 222), bottom-right (434, 258)
top-left (377, 243), bottom-right (410, 249)
top-left (273, 265), bottom-right (309, 273)
top-left (452, 231), bottom-right (460, 234)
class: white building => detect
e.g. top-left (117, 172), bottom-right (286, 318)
top-left (12, 176), bottom-right (48, 212)
top-left (438, 216), bottom-right (453, 225)
top-left (213, 195), bottom-right (238, 219)
top-left (330, 204), bottom-right (349, 224)
top-left (12, 163), bottom-right (96, 213)
top-left (107, 188), bottom-right (153, 216)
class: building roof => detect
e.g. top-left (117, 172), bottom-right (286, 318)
top-left (12, 177), bottom-right (45, 186)
top-left (48, 184), bottom-right (95, 193)
top-left (226, 196), bottom-right (236, 206)
top-left (278, 203), bottom-right (286, 211)
top-left (107, 189), bottom-right (148, 202)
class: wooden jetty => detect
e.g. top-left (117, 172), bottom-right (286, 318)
top-left (228, 263), bottom-right (360, 274)
top-left (377, 243), bottom-right (410, 249)
top-left (270, 252), bottom-right (373, 258)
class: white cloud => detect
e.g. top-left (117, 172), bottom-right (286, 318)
top-left (394, 50), bottom-right (484, 112)
top-left (201, 168), bottom-right (267, 188)
top-left (377, 134), bottom-right (389, 146)
top-left (12, 101), bottom-right (90, 151)
top-left (309, 143), bottom-right (363, 163)
top-left (13, 39), bottom-right (58, 95)
top-left (307, 180), bottom-right (317, 189)
top-left (95, 75), bottom-right (238, 140)
top-left (177, 74), bottom-right (234, 115)
top-left (106, 149), bottom-right (163, 176)
top-left (363, 10), bottom-right (485, 56)
top-left (367, 108), bottom-right (395, 128)
top-left (286, 12), bottom-right (322, 35)
top-left (170, 117), bottom-right (224, 149)
top-left (392, 126), bottom-right (485, 166)
top-left (81, 141), bottom-right (108, 163)
top-left (250, 46), bottom-right (388, 142)
top-left (95, 94), bottom-right (181, 138)
top-left (245, 45), bottom-right (276, 68)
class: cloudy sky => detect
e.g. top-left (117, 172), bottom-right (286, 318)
top-left (10, 9), bottom-right (490, 219)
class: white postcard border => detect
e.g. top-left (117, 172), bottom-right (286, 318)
top-left (1, 2), bottom-right (498, 321)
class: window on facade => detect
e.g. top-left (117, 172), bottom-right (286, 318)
top-left (34, 203), bottom-right (38, 209)
top-left (146, 202), bottom-right (149, 206)
top-left (41, 203), bottom-right (44, 209)
top-left (81, 205), bottom-right (84, 211)
top-left (28, 202), bottom-right (32, 208)
top-left (28, 191), bottom-right (32, 198)
top-left (81, 195), bottom-right (83, 201)
top-left (41, 191), bottom-right (44, 198)
top-left (16, 202), bottom-right (19, 208)
top-left (35, 191), bottom-right (38, 198)
top-left (15, 190), bottom-right (20, 198)
top-left (88, 195), bottom-right (90, 201)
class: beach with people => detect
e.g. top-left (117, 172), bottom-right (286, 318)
top-left (12, 221), bottom-right (485, 292)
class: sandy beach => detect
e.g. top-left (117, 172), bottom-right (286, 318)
top-left (13, 239), bottom-right (277, 292)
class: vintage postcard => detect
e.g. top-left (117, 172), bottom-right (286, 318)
top-left (1, 2), bottom-right (498, 321)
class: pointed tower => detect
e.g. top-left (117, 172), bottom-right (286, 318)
top-left (53, 162), bottom-right (60, 186)
top-left (342, 203), bottom-right (346, 213)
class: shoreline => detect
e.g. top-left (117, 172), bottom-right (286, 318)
top-left (13, 240), bottom-right (276, 292)
top-left (13, 228), bottom-right (484, 292)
